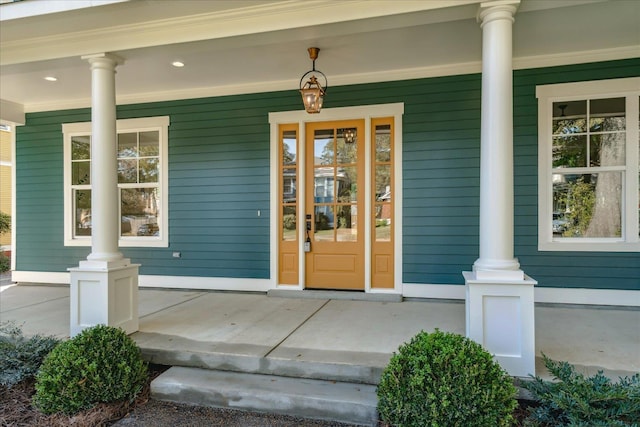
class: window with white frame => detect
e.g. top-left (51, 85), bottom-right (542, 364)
top-left (63, 116), bottom-right (169, 247)
top-left (537, 78), bottom-right (639, 252)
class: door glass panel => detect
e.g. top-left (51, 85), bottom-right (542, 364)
top-left (282, 206), bottom-right (296, 241)
top-left (314, 205), bottom-right (334, 241)
top-left (337, 128), bottom-right (357, 164)
top-left (337, 166), bottom-right (357, 202)
top-left (314, 129), bottom-right (334, 165)
top-left (314, 167), bottom-right (335, 203)
top-left (336, 204), bottom-right (357, 242)
top-left (283, 131), bottom-right (297, 166)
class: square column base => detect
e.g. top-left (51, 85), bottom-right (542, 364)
top-left (69, 264), bottom-right (140, 337)
top-left (463, 271), bottom-right (536, 377)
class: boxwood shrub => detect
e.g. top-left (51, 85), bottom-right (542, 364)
top-left (34, 324), bottom-right (147, 415)
top-left (377, 330), bottom-right (517, 427)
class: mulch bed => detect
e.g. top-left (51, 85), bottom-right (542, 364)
top-left (0, 364), bottom-right (167, 427)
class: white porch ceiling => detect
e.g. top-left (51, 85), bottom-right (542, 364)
top-left (0, 0), bottom-right (638, 114)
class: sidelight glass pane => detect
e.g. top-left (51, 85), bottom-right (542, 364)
top-left (314, 205), bottom-right (334, 241)
top-left (375, 203), bottom-right (391, 242)
top-left (282, 206), bottom-right (296, 241)
top-left (336, 204), bottom-right (357, 242)
top-left (72, 136), bottom-right (91, 160)
top-left (553, 135), bottom-right (587, 168)
top-left (282, 131), bottom-right (297, 166)
top-left (121, 188), bottom-right (160, 237)
top-left (117, 133), bottom-right (137, 157)
top-left (552, 173), bottom-right (622, 238)
top-left (337, 166), bottom-right (357, 202)
top-left (375, 165), bottom-right (391, 201)
top-left (74, 189), bottom-right (92, 236)
top-left (375, 125), bottom-right (391, 162)
top-left (282, 171), bottom-right (296, 203)
top-left (314, 129), bottom-right (334, 165)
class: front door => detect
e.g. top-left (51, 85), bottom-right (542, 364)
top-left (305, 120), bottom-right (364, 290)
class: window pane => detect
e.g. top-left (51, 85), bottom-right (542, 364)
top-left (118, 159), bottom-right (137, 183)
top-left (314, 205), bottom-right (334, 241)
top-left (74, 189), bottom-right (91, 236)
top-left (72, 136), bottom-right (91, 160)
top-left (117, 133), bottom-right (138, 158)
top-left (337, 128), bottom-right (357, 164)
top-left (589, 133), bottom-right (625, 167)
top-left (282, 206), bottom-right (296, 241)
top-left (375, 203), bottom-right (391, 242)
top-left (121, 188), bottom-right (160, 237)
top-left (589, 98), bottom-right (625, 132)
top-left (553, 100), bottom-right (586, 134)
top-left (139, 131), bottom-right (159, 156)
top-left (314, 129), bottom-right (334, 165)
top-left (282, 131), bottom-right (297, 166)
top-left (375, 125), bottom-right (391, 162)
top-left (336, 204), bottom-right (357, 242)
top-left (552, 173), bottom-right (622, 238)
top-left (553, 135), bottom-right (587, 168)
top-left (337, 166), bottom-right (356, 203)
top-left (139, 158), bottom-right (159, 183)
top-left (72, 161), bottom-right (90, 185)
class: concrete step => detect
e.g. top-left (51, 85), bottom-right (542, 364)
top-left (151, 366), bottom-right (379, 427)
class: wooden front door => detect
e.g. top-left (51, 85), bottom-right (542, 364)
top-left (305, 120), bottom-right (365, 290)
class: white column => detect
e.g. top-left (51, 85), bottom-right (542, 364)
top-left (69, 53), bottom-right (139, 337)
top-left (83, 53), bottom-right (126, 266)
top-left (464, 0), bottom-right (536, 378)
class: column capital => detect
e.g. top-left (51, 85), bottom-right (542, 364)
top-left (81, 52), bottom-right (125, 67)
top-left (477, 0), bottom-right (520, 27)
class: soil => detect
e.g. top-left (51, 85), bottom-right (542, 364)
top-left (1, 364), bottom-right (532, 427)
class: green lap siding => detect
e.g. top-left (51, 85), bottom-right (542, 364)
top-left (15, 58), bottom-right (640, 291)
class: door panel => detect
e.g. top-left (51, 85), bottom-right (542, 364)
top-left (305, 120), bottom-right (364, 290)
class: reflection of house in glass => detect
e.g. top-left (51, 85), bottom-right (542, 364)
top-left (377, 186), bottom-right (391, 225)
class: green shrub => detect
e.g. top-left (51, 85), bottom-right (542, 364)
top-left (377, 330), bottom-right (517, 427)
top-left (34, 324), bottom-right (148, 415)
top-left (0, 322), bottom-right (60, 387)
top-left (0, 253), bottom-right (9, 272)
top-left (523, 354), bottom-right (640, 426)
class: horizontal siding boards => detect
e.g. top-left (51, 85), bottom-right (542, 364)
top-left (15, 58), bottom-right (639, 291)
top-left (513, 58), bottom-right (640, 292)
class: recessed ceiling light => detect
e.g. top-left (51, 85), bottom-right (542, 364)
top-left (44, 76), bottom-right (58, 82)
top-left (172, 61), bottom-right (185, 68)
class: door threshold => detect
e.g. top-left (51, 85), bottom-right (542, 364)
top-left (267, 289), bottom-right (402, 303)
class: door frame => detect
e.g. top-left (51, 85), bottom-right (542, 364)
top-left (269, 103), bottom-right (404, 294)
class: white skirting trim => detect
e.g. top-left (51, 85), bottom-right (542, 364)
top-left (10, 271), bottom-right (639, 307)
top-left (402, 283), bottom-right (640, 307)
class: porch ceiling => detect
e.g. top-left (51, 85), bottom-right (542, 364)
top-left (0, 0), bottom-right (638, 114)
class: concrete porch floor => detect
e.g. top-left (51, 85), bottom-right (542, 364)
top-left (0, 283), bottom-right (638, 381)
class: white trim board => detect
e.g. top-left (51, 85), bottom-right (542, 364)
top-left (10, 271), bottom-right (639, 307)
